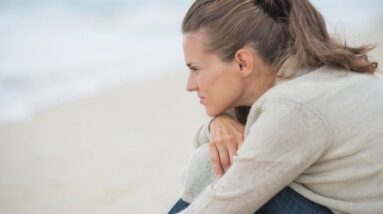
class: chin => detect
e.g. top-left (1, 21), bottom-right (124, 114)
top-left (205, 107), bottom-right (228, 117)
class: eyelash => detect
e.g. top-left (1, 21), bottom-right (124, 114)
top-left (190, 67), bottom-right (198, 72)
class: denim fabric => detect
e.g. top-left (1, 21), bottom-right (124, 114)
top-left (168, 198), bottom-right (190, 214)
top-left (256, 187), bottom-right (333, 214)
top-left (168, 186), bottom-right (333, 214)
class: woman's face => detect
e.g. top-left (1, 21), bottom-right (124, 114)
top-left (183, 32), bottom-right (245, 116)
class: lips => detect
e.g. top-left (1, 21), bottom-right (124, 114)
top-left (198, 96), bottom-right (205, 104)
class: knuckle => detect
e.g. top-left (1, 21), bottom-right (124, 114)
top-left (208, 142), bottom-right (216, 149)
top-left (224, 135), bottom-right (235, 141)
top-left (209, 138), bottom-right (218, 145)
top-left (212, 138), bottom-right (224, 145)
top-left (209, 153), bottom-right (216, 160)
top-left (221, 159), bottom-right (229, 167)
top-left (210, 153), bottom-right (218, 161)
top-left (216, 136), bottom-right (225, 141)
top-left (213, 162), bottom-right (221, 169)
top-left (223, 165), bottom-right (229, 171)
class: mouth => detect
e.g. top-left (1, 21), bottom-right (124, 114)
top-left (199, 96), bottom-right (205, 104)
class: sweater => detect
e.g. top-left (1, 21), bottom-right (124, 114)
top-left (178, 66), bottom-right (383, 214)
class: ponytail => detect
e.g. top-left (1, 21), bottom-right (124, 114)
top-left (182, 0), bottom-right (378, 123)
top-left (287, 0), bottom-right (377, 73)
top-left (252, 0), bottom-right (378, 73)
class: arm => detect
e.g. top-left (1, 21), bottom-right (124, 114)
top-left (179, 98), bottom-right (331, 214)
top-left (179, 119), bottom-right (211, 188)
top-left (180, 113), bottom-right (244, 203)
top-left (178, 119), bottom-right (216, 203)
top-left (181, 143), bottom-right (217, 203)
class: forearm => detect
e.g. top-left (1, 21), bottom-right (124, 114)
top-left (181, 144), bottom-right (218, 203)
top-left (178, 119), bottom-right (217, 202)
top-left (179, 98), bottom-right (330, 213)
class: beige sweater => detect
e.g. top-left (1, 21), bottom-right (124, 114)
top-left (179, 66), bottom-right (383, 214)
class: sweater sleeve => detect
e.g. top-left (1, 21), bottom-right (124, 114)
top-left (179, 111), bottom-right (241, 201)
top-left (178, 119), bottom-right (212, 188)
top-left (179, 97), bottom-right (331, 214)
top-left (193, 119), bottom-right (211, 149)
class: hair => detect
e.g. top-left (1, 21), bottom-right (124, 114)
top-left (182, 0), bottom-right (378, 124)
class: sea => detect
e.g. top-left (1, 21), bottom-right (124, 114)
top-left (0, 0), bottom-right (382, 124)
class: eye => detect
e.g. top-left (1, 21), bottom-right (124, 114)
top-left (190, 67), bottom-right (198, 72)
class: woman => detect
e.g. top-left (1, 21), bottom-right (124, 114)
top-left (169, 0), bottom-right (382, 213)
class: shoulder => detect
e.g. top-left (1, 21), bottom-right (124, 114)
top-left (239, 93), bottom-right (332, 164)
top-left (251, 66), bottom-right (383, 118)
top-left (244, 88), bottom-right (333, 149)
top-left (244, 66), bottom-right (383, 141)
top-left (269, 66), bottom-right (383, 103)
top-left (246, 94), bottom-right (331, 133)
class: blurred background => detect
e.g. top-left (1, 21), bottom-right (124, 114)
top-left (0, 0), bottom-right (382, 213)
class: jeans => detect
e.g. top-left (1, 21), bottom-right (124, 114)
top-left (168, 186), bottom-right (333, 214)
top-left (168, 198), bottom-right (190, 214)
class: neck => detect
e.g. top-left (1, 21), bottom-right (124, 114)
top-left (239, 67), bottom-right (278, 106)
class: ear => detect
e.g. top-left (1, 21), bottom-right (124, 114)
top-left (234, 48), bottom-right (254, 77)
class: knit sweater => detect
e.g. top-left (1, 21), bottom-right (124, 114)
top-left (178, 66), bottom-right (383, 214)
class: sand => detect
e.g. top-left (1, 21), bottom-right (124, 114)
top-left (0, 70), bottom-right (208, 214)
top-left (1, 32), bottom-right (382, 214)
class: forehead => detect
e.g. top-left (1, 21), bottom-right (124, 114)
top-left (183, 31), bottom-right (210, 54)
top-left (183, 32), bottom-right (218, 66)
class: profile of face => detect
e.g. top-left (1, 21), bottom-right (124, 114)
top-left (183, 32), bottom-right (246, 116)
top-left (183, 31), bottom-right (277, 116)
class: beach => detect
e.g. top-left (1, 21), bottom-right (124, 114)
top-left (0, 70), bottom-right (208, 214)
top-left (1, 1), bottom-right (383, 213)
top-left (1, 53), bottom-right (383, 214)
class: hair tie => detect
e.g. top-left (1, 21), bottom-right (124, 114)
top-left (253, 0), bottom-right (291, 23)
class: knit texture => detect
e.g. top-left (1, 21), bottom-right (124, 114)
top-left (178, 66), bottom-right (383, 214)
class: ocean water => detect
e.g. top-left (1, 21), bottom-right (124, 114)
top-left (0, 0), bottom-right (382, 124)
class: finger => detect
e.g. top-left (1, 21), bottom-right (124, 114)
top-left (208, 143), bottom-right (223, 177)
top-left (227, 142), bottom-right (238, 164)
top-left (236, 132), bottom-right (245, 147)
top-left (216, 143), bottom-right (231, 173)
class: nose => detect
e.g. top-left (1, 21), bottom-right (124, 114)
top-left (186, 74), bottom-right (198, 92)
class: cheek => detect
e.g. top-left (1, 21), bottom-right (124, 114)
top-left (219, 79), bottom-right (243, 102)
top-left (209, 76), bottom-right (243, 113)
top-left (196, 73), bottom-right (217, 93)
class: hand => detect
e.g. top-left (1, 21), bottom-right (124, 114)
top-left (208, 113), bottom-right (245, 177)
